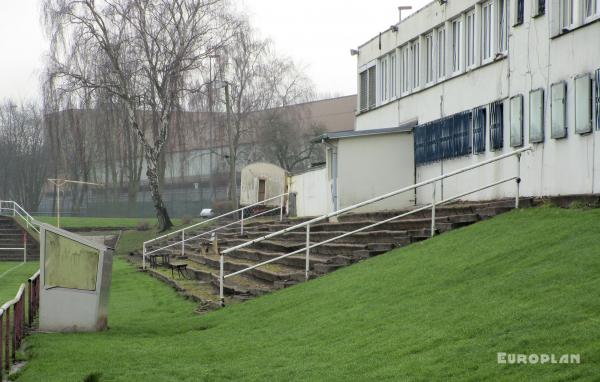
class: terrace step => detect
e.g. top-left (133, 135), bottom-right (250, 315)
top-left (140, 200), bottom-right (522, 310)
top-left (0, 217), bottom-right (39, 261)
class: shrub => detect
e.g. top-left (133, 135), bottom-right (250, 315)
top-left (136, 221), bottom-right (150, 231)
top-left (181, 215), bottom-right (193, 225)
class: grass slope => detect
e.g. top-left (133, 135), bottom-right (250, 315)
top-left (18, 208), bottom-right (600, 381)
top-left (0, 262), bottom-right (40, 304)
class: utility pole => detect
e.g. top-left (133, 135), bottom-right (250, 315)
top-left (48, 179), bottom-right (104, 228)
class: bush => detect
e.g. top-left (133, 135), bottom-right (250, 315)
top-left (136, 221), bottom-right (150, 231)
top-left (212, 200), bottom-right (235, 215)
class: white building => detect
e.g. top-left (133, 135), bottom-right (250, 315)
top-left (320, 0), bottom-right (600, 213)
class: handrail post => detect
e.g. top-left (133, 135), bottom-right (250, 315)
top-left (181, 230), bottom-right (185, 257)
top-left (431, 183), bottom-right (436, 237)
top-left (240, 209), bottom-right (245, 236)
top-left (142, 244), bottom-right (147, 270)
top-left (280, 195), bottom-right (284, 222)
top-left (23, 233), bottom-right (27, 264)
top-left (305, 224), bottom-right (310, 280)
top-left (515, 153), bottom-right (522, 209)
top-left (219, 249), bottom-right (225, 307)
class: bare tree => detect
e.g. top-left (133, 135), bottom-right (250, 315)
top-left (43, 0), bottom-right (235, 231)
top-left (255, 107), bottom-right (325, 172)
top-left (0, 102), bottom-right (49, 211)
top-left (252, 55), bottom-right (318, 172)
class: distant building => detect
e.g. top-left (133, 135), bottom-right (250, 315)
top-left (41, 95), bottom-right (356, 217)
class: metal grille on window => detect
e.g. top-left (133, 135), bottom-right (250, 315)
top-left (490, 100), bottom-right (504, 150)
top-left (473, 106), bottom-right (487, 154)
top-left (538, 0), bottom-right (546, 15)
top-left (414, 111), bottom-right (472, 165)
top-left (516, 0), bottom-right (524, 25)
top-left (596, 69), bottom-right (600, 129)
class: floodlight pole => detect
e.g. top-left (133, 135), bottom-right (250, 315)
top-left (48, 179), bottom-right (104, 228)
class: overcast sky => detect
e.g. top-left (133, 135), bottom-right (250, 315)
top-left (0, 0), bottom-right (429, 102)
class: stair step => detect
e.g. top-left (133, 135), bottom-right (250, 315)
top-left (140, 200), bottom-right (519, 309)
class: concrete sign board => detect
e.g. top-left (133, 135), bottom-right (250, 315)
top-left (39, 223), bottom-right (113, 332)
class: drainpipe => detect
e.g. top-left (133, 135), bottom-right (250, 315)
top-left (321, 139), bottom-right (338, 214)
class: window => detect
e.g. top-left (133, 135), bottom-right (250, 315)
top-left (498, 0), bottom-right (508, 51)
top-left (515, 0), bottom-right (524, 26)
top-left (560, 0), bottom-right (573, 30)
top-left (359, 66), bottom-right (377, 112)
top-left (529, 89), bottom-right (545, 143)
top-left (473, 106), bottom-right (487, 153)
top-left (575, 74), bottom-right (592, 134)
top-left (510, 95), bottom-right (524, 147)
top-left (596, 69), bottom-right (600, 129)
top-left (551, 81), bottom-right (567, 139)
top-left (379, 56), bottom-right (388, 103)
top-left (452, 18), bottom-right (463, 73)
top-left (585, 0), bottom-right (599, 19)
top-left (360, 71), bottom-right (368, 111)
top-left (410, 40), bottom-right (420, 89)
top-left (490, 100), bottom-right (504, 150)
top-left (466, 12), bottom-right (475, 67)
top-left (368, 66), bottom-right (376, 108)
top-left (390, 52), bottom-right (397, 99)
top-left (437, 27), bottom-right (446, 79)
top-left (534, 0), bottom-right (546, 16)
top-left (482, 2), bottom-right (493, 61)
top-left (425, 34), bottom-right (434, 84)
top-left (401, 46), bottom-right (410, 94)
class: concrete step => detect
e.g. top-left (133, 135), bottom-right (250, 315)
top-left (140, 199), bottom-right (521, 309)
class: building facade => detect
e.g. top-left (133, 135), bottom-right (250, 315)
top-left (353, 0), bottom-right (600, 206)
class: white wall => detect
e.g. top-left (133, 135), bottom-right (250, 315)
top-left (336, 133), bottom-right (415, 212)
top-left (355, 0), bottom-right (600, 205)
top-left (240, 163), bottom-right (287, 207)
top-left (290, 167), bottom-right (331, 217)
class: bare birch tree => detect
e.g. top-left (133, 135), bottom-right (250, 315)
top-left (43, 0), bottom-right (235, 231)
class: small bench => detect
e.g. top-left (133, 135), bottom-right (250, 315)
top-left (148, 253), bottom-right (170, 269)
top-left (169, 262), bottom-right (188, 279)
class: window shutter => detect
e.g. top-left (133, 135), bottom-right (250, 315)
top-left (529, 88), bottom-right (545, 143)
top-left (510, 95), bottom-right (524, 147)
top-left (551, 82), bottom-right (567, 139)
top-left (575, 74), bottom-right (592, 134)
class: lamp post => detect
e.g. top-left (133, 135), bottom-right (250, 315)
top-left (48, 179), bottom-right (104, 228)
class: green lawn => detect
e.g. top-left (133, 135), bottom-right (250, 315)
top-left (34, 216), bottom-right (200, 230)
top-left (16, 207), bottom-right (600, 381)
top-left (0, 262), bottom-right (40, 304)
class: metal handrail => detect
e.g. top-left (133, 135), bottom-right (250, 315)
top-left (0, 200), bottom-right (40, 233)
top-left (144, 206), bottom-right (281, 257)
top-left (217, 146), bottom-right (532, 305)
top-left (142, 192), bottom-right (289, 269)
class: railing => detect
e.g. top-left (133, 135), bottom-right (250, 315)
top-left (0, 201), bottom-right (39, 234)
top-left (0, 233), bottom-right (29, 263)
top-left (142, 192), bottom-right (289, 269)
top-left (217, 147), bottom-right (532, 305)
top-left (0, 270), bottom-right (39, 375)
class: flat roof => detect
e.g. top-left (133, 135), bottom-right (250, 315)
top-left (312, 119), bottom-right (417, 142)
